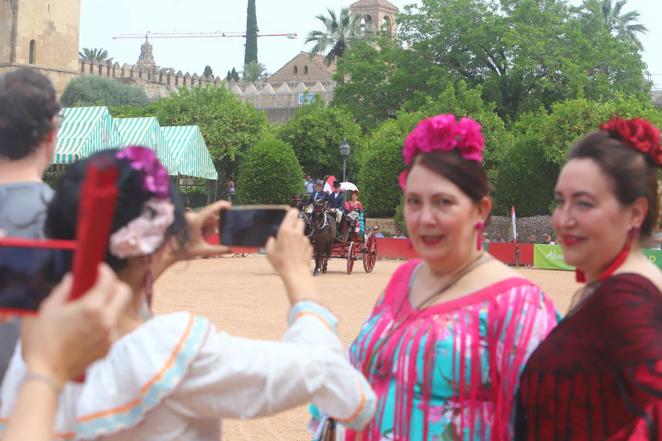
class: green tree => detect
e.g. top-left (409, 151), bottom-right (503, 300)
top-left (357, 112), bottom-right (422, 217)
top-left (494, 112), bottom-right (560, 217)
top-left (341, 0), bottom-right (649, 122)
top-left (237, 137), bottom-right (304, 204)
top-left (112, 86), bottom-right (269, 178)
top-left (493, 96), bottom-right (662, 216)
top-left (242, 61), bottom-right (267, 83)
top-left (244, 0), bottom-right (258, 65)
top-left (333, 36), bottom-right (449, 130)
top-left (306, 7), bottom-right (362, 65)
top-left (61, 76), bottom-right (149, 107)
top-left (78, 47), bottom-right (113, 64)
top-left (226, 67), bottom-right (241, 82)
top-left (203, 65), bottom-right (213, 77)
top-left (278, 102), bottom-right (363, 180)
top-left (580, 0), bottom-right (647, 49)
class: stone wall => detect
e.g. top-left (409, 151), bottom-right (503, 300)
top-left (78, 60), bottom-right (335, 122)
top-left (0, 63), bottom-right (77, 97)
top-left (652, 90), bottom-right (662, 109)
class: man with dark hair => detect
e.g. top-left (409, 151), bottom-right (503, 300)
top-left (0, 69), bottom-right (61, 382)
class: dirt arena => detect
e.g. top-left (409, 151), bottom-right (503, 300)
top-left (154, 256), bottom-right (581, 441)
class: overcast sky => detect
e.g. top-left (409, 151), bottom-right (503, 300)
top-left (80, 0), bottom-right (661, 87)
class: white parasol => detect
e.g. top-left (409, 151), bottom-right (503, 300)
top-left (340, 182), bottom-right (358, 192)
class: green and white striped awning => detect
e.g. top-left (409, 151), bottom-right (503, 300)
top-left (114, 117), bottom-right (177, 176)
top-left (54, 107), bottom-right (122, 164)
top-left (161, 126), bottom-right (218, 180)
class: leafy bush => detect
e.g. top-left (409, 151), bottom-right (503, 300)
top-left (278, 102), bottom-right (363, 180)
top-left (61, 76), bottom-right (149, 107)
top-left (237, 138), bottom-right (304, 204)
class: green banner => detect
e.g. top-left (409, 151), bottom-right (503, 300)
top-left (643, 249), bottom-right (662, 269)
top-left (533, 244), bottom-right (575, 270)
top-left (534, 245), bottom-right (662, 270)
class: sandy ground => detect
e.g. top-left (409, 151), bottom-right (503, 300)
top-left (154, 256), bottom-right (581, 441)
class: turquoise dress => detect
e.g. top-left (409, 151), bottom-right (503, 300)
top-left (344, 260), bottom-right (559, 440)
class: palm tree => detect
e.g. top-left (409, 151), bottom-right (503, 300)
top-left (242, 61), bottom-right (267, 83)
top-left (78, 48), bottom-right (114, 64)
top-left (305, 7), bottom-right (363, 65)
top-left (581, 0), bottom-right (648, 49)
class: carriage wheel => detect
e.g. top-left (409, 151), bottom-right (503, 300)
top-left (363, 233), bottom-right (377, 273)
top-left (346, 242), bottom-right (357, 274)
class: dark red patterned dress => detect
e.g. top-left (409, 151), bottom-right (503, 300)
top-left (515, 273), bottom-right (662, 441)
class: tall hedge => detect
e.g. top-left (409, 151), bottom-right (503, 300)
top-left (237, 138), bottom-right (304, 204)
top-left (357, 112), bottom-right (421, 217)
top-left (61, 76), bottom-right (149, 107)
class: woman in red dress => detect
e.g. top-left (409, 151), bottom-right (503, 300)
top-left (515, 117), bottom-right (662, 441)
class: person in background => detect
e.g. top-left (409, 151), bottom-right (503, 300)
top-left (310, 179), bottom-right (327, 205)
top-left (0, 148), bottom-right (375, 440)
top-left (495, 233), bottom-right (506, 243)
top-left (223, 176), bottom-right (235, 203)
top-left (393, 228), bottom-right (406, 239)
top-left (323, 175), bottom-right (332, 193)
top-left (0, 69), bottom-right (62, 384)
top-left (327, 181), bottom-right (345, 224)
top-left (304, 175), bottom-right (315, 194)
top-left (344, 190), bottom-right (365, 237)
top-left (372, 226), bottom-right (384, 238)
top-left (515, 117), bottom-right (662, 440)
top-left (2, 264), bottom-right (131, 441)
top-left (339, 114), bottom-right (558, 440)
top-left (528, 233), bottom-right (537, 243)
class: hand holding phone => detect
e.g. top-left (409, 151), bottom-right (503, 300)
top-left (219, 205), bottom-right (289, 247)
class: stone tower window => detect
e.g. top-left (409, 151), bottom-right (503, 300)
top-left (29, 40), bottom-right (36, 64)
top-left (294, 66), bottom-right (298, 75)
top-left (304, 65), bottom-right (309, 75)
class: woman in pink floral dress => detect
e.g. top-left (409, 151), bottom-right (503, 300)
top-left (340, 115), bottom-right (559, 440)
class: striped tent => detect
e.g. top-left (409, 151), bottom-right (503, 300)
top-left (114, 117), bottom-right (177, 175)
top-left (161, 126), bottom-right (218, 180)
top-left (54, 107), bottom-right (122, 164)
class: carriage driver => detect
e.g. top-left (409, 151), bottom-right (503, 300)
top-left (327, 180), bottom-right (345, 224)
top-left (303, 179), bottom-right (327, 214)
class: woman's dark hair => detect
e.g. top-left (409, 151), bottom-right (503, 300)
top-left (0, 69), bottom-right (61, 160)
top-left (413, 150), bottom-right (491, 218)
top-left (45, 150), bottom-right (189, 272)
top-left (569, 131), bottom-right (659, 239)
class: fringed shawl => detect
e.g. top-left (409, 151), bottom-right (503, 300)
top-left (515, 273), bottom-right (662, 441)
top-left (348, 260), bottom-right (558, 440)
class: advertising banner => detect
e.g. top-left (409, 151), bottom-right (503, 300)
top-left (643, 249), bottom-right (662, 269)
top-left (533, 244), bottom-right (575, 271)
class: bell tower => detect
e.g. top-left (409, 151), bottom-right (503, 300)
top-left (0, 0), bottom-right (81, 95)
top-left (349, 0), bottom-right (399, 35)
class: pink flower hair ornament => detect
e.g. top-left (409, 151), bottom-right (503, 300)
top-left (116, 146), bottom-right (171, 198)
top-left (109, 146), bottom-right (176, 258)
top-left (399, 114), bottom-right (485, 190)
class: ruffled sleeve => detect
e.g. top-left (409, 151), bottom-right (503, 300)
top-left (169, 301), bottom-right (376, 430)
top-left (488, 282), bottom-right (558, 441)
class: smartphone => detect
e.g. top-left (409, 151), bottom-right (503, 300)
top-left (0, 238), bottom-right (75, 314)
top-left (219, 205), bottom-right (288, 247)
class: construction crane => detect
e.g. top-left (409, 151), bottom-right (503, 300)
top-left (113, 31), bottom-right (297, 40)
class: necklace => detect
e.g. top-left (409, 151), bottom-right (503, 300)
top-left (364, 252), bottom-right (492, 374)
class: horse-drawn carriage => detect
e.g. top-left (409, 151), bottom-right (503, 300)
top-left (294, 190), bottom-right (377, 275)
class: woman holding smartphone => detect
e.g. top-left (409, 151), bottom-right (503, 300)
top-left (515, 117), bottom-right (662, 440)
top-left (0, 147), bottom-right (375, 441)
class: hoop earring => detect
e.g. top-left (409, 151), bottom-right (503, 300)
top-left (475, 221), bottom-right (485, 251)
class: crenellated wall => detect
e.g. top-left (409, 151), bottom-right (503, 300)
top-left (78, 60), bottom-right (335, 122)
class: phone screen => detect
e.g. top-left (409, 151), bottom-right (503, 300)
top-left (220, 206), bottom-right (288, 247)
top-left (0, 243), bottom-right (73, 313)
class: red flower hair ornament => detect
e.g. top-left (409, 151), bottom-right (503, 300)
top-left (599, 117), bottom-right (662, 167)
top-left (399, 114), bottom-right (484, 190)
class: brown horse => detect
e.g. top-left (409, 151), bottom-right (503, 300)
top-left (309, 201), bottom-right (336, 276)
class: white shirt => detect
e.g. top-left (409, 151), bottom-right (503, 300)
top-left (0, 303), bottom-right (375, 441)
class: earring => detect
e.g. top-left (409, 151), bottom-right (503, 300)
top-left (475, 221), bottom-right (485, 251)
